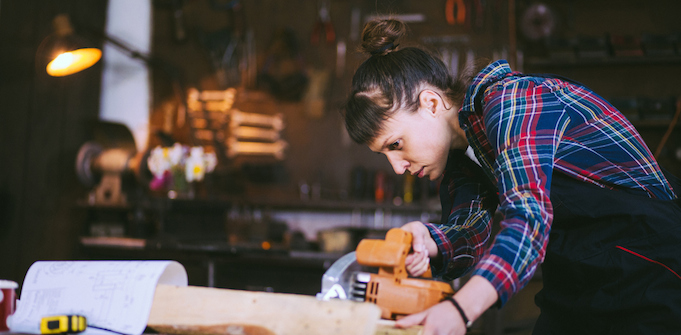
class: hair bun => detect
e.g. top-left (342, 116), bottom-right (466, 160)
top-left (360, 19), bottom-right (407, 56)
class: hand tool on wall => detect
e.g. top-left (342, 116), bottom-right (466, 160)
top-left (446, 0), bottom-right (466, 26)
top-left (230, 109), bottom-right (284, 130)
top-left (446, 0), bottom-right (484, 30)
top-left (186, 87), bottom-right (238, 155)
top-left (187, 88), bottom-right (237, 112)
top-left (225, 109), bottom-right (287, 160)
top-left (520, 2), bottom-right (556, 41)
top-left (318, 228), bottom-right (455, 320)
top-left (654, 96), bottom-right (681, 159)
top-left (226, 138), bottom-right (288, 160)
top-left (310, 0), bottom-right (335, 45)
top-left (231, 126), bottom-right (281, 142)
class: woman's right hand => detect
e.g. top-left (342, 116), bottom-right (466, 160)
top-left (400, 221), bottom-right (439, 277)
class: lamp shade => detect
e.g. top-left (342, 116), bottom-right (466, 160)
top-left (39, 14), bottom-right (103, 77)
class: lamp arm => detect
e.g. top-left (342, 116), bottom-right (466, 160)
top-left (100, 33), bottom-right (153, 65)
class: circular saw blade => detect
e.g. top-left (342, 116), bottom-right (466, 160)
top-left (317, 251), bottom-right (361, 300)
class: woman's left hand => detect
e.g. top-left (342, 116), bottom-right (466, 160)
top-left (395, 301), bottom-right (466, 335)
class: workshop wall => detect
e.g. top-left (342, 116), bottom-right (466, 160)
top-left (148, 0), bottom-right (512, 201)
top-left (521, 0), bottom-right (681, 174)
top-left (149, 0), bottom-right (681, 201)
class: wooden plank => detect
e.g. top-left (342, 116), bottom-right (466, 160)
top-left (375, 320), bottom-right (423, 335)
top-left (148, 284), bottom-right (382, 335)
top-left (80, 236), bottom-right (146, 249)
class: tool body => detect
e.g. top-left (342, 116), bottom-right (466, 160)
top-left (40, 315), bottom-right (127, 335)
top-left (40, 315), bottom-right (86, 334)
top-left (318, 228), bottom-right (454, 320)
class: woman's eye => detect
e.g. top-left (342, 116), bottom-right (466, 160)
top-left (388, 140), bottom-right (401, 150)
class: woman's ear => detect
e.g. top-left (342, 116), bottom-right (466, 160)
top-left (418, 90), bottom-right (441, 116)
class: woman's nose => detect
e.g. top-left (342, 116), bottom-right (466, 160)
top-left (386, 153), bottom-right (409, 175)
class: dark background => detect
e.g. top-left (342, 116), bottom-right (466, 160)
top-left (1, 3), bottom-right (680, 330)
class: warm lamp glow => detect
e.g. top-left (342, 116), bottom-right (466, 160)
top-left (46, 48), bottom-right (102, 77)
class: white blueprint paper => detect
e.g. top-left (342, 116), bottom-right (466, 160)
top-left (8, 261), bottom-right (187, 335)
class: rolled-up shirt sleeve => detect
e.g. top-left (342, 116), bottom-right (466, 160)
top-left (469, 78), bottom-right (570, 305)
top-left (425, 150), bottom-right (498, 280)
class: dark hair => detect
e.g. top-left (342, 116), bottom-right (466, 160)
top-left (343, 19), bottom-right (470, 145)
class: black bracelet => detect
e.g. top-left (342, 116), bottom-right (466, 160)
top-left (444, 296), bottom-right (473, 328)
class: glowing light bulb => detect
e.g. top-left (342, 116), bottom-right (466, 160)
top-left (51, 52), bottom-right (75, 70)
top-left (46, 48), bottom-right (101, 77)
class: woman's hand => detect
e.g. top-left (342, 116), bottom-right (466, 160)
top-left (400, 221), bottom-right (439, 277)
top-left (395, 301), bottom-right (465, 335)
top-left (396, 276), bottom-right (499, 335)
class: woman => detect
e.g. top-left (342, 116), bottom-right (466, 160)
top-left (343, 19), bottom-right (681, 335)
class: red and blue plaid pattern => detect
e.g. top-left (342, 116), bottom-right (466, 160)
top-left (425, 60), bottom-right (677, 306)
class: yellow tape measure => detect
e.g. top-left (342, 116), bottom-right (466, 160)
top-left (40, 315), bottom-right (87, 334)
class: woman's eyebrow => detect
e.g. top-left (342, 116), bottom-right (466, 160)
top-left (380, 137), bottom-right (392, 150)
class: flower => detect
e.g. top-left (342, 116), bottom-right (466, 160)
top-left (186, 146), bottom-right (205, 182)
top-left (147, 146), bottom-right (171, 179)
top-left (168, 143), bottom-right (185, 166)
top-left (147, 143), bottom-right (218, 191)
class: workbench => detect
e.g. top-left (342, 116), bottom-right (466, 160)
top-left (79, 236), bottom-right (342, 295)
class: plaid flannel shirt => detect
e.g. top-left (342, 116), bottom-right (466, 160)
top-left (425, 60), bottom-right (677, 306)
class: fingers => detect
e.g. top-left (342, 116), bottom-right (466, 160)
top-left (401, 221), bottom-right (433, 277)
top-left (405, 248), bottom-right (429, 277)
top-left (395, 310), bottom-right (427, 328)
top-left (420, 303), bottom-right (465, 335)
top-left (397, 303), bottom-right (465, 335)
top-left (401, 221), bottom-right (438, 257)
top-left (401, 221), bottom-right (427, 247)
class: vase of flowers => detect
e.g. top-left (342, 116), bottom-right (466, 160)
top-left (147, 143), bottom-right (217, 199)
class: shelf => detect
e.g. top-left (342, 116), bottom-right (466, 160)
top-left (526, 56), bottom-right (681, 68)
top-left (632, 120), bottom-right (679, 128)
top-left (233, 196), bottom-right (439, 213)
top-left (77, 195), bottom-right (440, 213)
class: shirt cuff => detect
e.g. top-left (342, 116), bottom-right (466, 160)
top-left (423, 222), bottom-right (454, 277)
top-left (471, 254), bottom-right (519, 307)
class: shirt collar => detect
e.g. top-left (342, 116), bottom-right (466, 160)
top-left (460, 59), bottom-right (515, 114)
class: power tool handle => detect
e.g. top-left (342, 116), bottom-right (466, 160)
top-left (422, 266), bottom-right (433, 279)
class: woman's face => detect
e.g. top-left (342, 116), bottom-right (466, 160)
top-left (368, 96), bottom-right (465, 180)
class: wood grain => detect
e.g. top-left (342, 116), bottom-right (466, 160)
top-left (150, 324), bottom-right (276, 335)
top-left (148, 285), bottom-right (382, 335)
top-left (374, 320), bottom-right (424, 335)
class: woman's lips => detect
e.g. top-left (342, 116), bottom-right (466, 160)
top-left (413, 167), bottom-right (425, 178)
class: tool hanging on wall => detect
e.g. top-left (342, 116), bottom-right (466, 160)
top-left (186, 87), bottom-right (237, 157)
top-left (654, 96), bottom-right (681, 159)
top-left (187, 88), bottom-right (287, 161)
top-left (230, 109), bottom-right (284, 130)
top-left (446, 0), bottom-right (484, 31)
top-left (445, 0), bottom-right (466, 26)
top-left (226, 138), bottom-right (287, 160)
top-left (520, 2), bottom-right (556, 41)
top-left (227, 110), bottom-right (287, 160)
top-left (258, 28), bottom-right (309, 101)
top-left (310, 0), bottom-right (335, 45)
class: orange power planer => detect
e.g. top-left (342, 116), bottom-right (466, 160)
top-left (317, 228), bottom-right (455, 319)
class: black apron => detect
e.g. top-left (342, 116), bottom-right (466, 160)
top-left (533, 171), bottom-right (681, 334)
